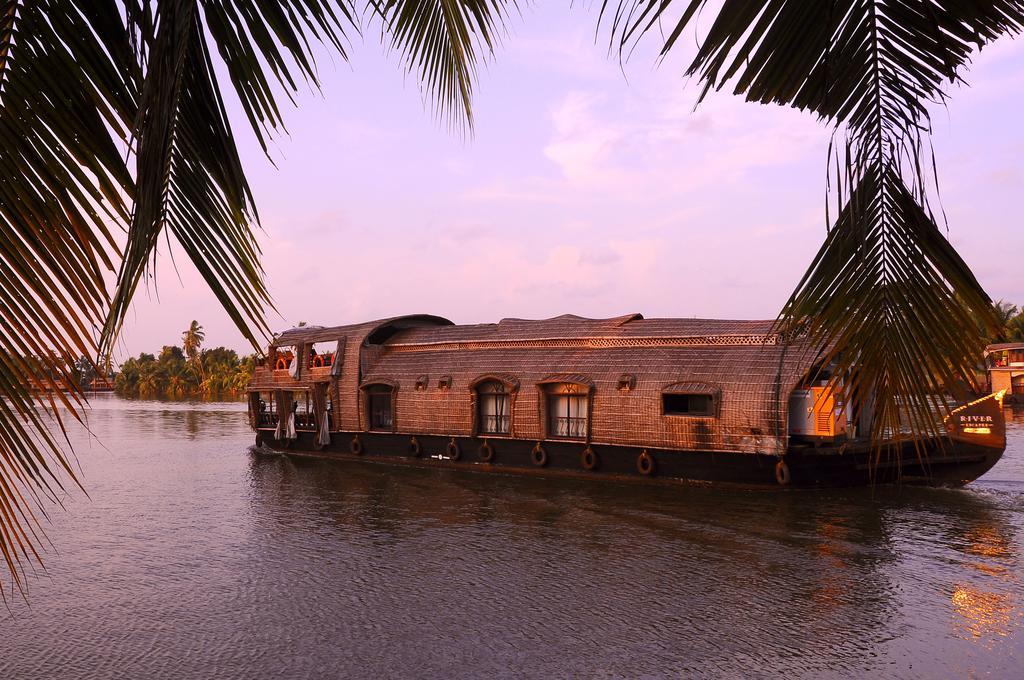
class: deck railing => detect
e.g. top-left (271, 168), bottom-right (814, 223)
top-left (480, 414), bottom-right (510, 435)
top-left (550, 415), bottom-right (587, 439)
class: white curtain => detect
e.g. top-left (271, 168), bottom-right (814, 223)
top-left (551, 393), bottom-right (588, 438)
top-left (288, 347), bottom-right (300, 378)
top-left (285, 410), bottom-right (297, 439)
top-left (318, 409), bottom-right (331, 446)
top-left (479, 387), bottom-right (509, 434)
top-left (274, 390), bottom-right (285, 439)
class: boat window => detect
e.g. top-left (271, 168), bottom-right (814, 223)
top-left (662, 393), bottom-right (715, 416)
top-left (366, 384), bottom-right (394, 431)
top-left (308, 341), bottom-right (337, 369)
top-left (477, 381), bottom-right (511, 435)
top-left (546, 383), bottom-right (589, 439)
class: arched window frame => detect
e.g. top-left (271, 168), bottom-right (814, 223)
top-left (469, 374), bottom-right (520, 437)
top-left (359, 379), bottom-right (399, 432)
top-left (537, 375), bottom-right (594, 442)
top-left (468, 374), bottom-right (520, 438)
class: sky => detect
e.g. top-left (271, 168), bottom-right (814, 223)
top-left (116, 3), bottom-right (1024, 357)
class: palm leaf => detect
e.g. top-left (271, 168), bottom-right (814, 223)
top-left (371, 0), bottom-right (514, 130)
top-left (604, 1), bottom-right (1024, 443)
top-left (105, 0), bottom-right (274, 355)
top-left (0, 0), bottom-right (135, 595)
top-left (105, 0), bottom-right (513, 353)
top-left (781, 162), bottom-right (994, 443)
top-left (2, 0), bottom-right (512, 594)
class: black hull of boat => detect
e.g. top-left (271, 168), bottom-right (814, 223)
top-left (253, 431), bottom-right (1004, 489)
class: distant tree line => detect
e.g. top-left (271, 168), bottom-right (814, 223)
top-left (988, 302), bottom-right (1024, 344)
top-left (114, 321), bottom-right (256, 399)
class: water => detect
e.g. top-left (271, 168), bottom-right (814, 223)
top-left (2, 394), bottom-right (1023, 679)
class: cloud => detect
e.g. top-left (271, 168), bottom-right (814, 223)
top-left (537, 81), bottom-right (828, 196)
top-left (543, 90), bottom-right (623, 183)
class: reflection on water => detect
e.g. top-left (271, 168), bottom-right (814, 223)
top-left (952, 585), bottom-right (1016, 645)
top-left (0, 395), bottom-right (1022, 679)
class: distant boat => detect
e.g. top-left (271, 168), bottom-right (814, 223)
top-left (29, 375), bottom-right (115, 393)
top-left (985, 342), bottom-right (1024, 403)
top-left (87, 375), bottom-right (115, 392)
top-left (247, 314), bottom-right (1006, 488)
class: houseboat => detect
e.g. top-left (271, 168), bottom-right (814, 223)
top-left (247, 314), bottom-right (1006, 488)
top-left (985, 342), bottom-right (1024, 403)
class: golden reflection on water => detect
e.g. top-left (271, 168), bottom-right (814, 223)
top-left (811, 518), bottom-right (853, 611)
top-left (952, 585), bottom-right (1015, 645)
top-left (965, 525), bottom-right (1012, 576)
top-left (965, 525), bottom-right (1012, 559)
top-left (951, 517), bottom-right (1021, 648)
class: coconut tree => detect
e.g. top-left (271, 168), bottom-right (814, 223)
top-left (604, 1), bottom-right (1023, 445)
top-left (166, 367), bottom-right (189, 398)
top-left (992, 301), bottom-right (1021, 342)
top-left (1008, 313), bottom-right (1024, 343)
top-left (182, 320), bottom-right (206, 379)
top-left (0, 0), bottom-right (511, 594)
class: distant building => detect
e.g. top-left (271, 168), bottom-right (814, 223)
top-left (985, 342), bottom-right (1024, 400)
top-left (89, 374), bottom-right (115, 392)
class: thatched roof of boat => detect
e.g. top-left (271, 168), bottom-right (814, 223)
top-left (273, 314), bottom-right (454, 346)
top-left (985, 342), bottom-right (1024, 354)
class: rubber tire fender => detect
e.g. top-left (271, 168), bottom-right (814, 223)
top-left (478, 440), bottom-right (495, 463)
top-left (581, 446), bottom-right (598, 471)
top-left (636, 450), bottom-right (655, 476)
top-left (775, 459), bottom-right (791, 486)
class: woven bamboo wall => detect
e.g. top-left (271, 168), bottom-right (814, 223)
top-left (250, 314), bottom-right (815, 454)
top-left (360, 344), bottom-right (808, 454)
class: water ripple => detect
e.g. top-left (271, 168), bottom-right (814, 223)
top-left (1, 395), bottom-right (1022, 679)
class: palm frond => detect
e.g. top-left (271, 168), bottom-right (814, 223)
top-left (198, 0), bottom-right (356, 152)
top-left (106, 0), bottom-right (512, 353)
top-left (0, 0), bottom-right (135, 595)
top-left (371, 0), bottom-right (514, 130)
top-left (2, 0), bottom-right (515, 593)
top-left (105, 0), bottom-right (274, 355)
top-left (781, 163), bottom-right (994, 443)
top-left (604, 0), bottom-right (1024, 442)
